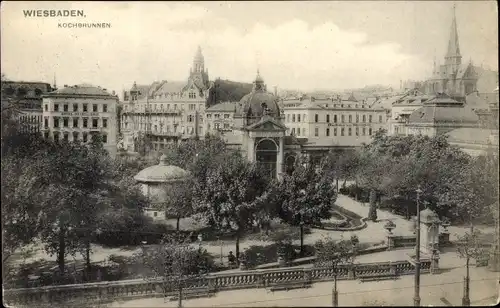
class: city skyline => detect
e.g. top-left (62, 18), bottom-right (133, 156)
top-left (1, 1), bottom-right (498, 96)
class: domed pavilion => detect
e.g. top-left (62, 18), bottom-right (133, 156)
top-left (134, 154), bottom-right (190, 221)
top-left (232, 71), bottom-right (287, 179)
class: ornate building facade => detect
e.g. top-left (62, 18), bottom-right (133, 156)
top-left (120, 46), bottom-right (211, 152)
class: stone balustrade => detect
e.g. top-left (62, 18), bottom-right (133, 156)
top-left (4, 259), bottom-right (432, 306)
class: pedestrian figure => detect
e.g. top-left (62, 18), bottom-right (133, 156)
top-left (228, 251), bottom-right (236, 268)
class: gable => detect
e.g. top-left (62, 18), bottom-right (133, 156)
top-left (247, 117), bottom-right (287, 132)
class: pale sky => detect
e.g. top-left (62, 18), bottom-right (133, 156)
top-left (1, 1), bottom-right (498, 96)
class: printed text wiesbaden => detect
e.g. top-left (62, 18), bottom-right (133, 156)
top-left (23, 10), bottom-right (85, 18)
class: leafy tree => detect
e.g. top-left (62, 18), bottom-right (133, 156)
top-left (321, 149), bottom-right (362, 190)
top-left (315, 236), bottom-right (357, 307)
top-left (267, 158), bottom-right (336, 253)
top-left (137, 232), bottom-right (213, 308)
top-left (163, 178), bottom-right (195, 231)
top-left (192, 152), bottom-right (271, 263)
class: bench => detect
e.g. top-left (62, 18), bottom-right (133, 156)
top-left (358, 273), bottom-right (399, 283)
top-left (168, 287), bottom-right (215, 301)
top-left (268, 280), bottom-right (312, 292)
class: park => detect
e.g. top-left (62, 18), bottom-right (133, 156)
top-left (2, 122), bottom-right (499, 307)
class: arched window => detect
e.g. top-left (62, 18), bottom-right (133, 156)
top-left (256, 139), bottom-right (278, 179)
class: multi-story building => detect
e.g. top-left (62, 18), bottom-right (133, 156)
top-left (120, 46), bottom-right (210, 152)
top-left (389, 89), bottom-right (432, 136)
top-left (204, 102), bottom-right (236, 134)
top-left (1, 80), bottom-right (53, 134)
top-left (282, 93), bottom-right (388, 147)
top-left (41, 84), bottom-right (118, 157)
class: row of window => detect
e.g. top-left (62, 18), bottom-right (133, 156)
top-left (46, 117), bottom-right (109, 129)
top-left (44, 131), bottom-right (108, 143)
top-left (206, 113), bottom-right (231, 119)
top-left (45, 103), bottom-right (109, 113)
top-left (314, 127), bottom-right (373, 137)
top-left (207, 123), bottom-right (231, 130)
top-left (124, 102), bottom-right (203, 112)
top-left (286, 113), bottom-right (383, 124)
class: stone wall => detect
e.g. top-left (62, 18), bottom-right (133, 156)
top-left (4, 259), bottom-right (432, 307)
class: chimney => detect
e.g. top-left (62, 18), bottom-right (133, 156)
top-left (112, 90), bottom-right (116, 95)
top-left (64, 84), bottom-right (68, 88)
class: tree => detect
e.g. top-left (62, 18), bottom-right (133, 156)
top-left (137, 232), bottom-right (213, 308)
top-left (192, 152), bottom-right (271, 264)
top-left (163, 178), bottom-right (194, 231)
top-left (268, 158), bottom-right (336, 254)
top-left (321, 149), bottom-right (361, 190)
top-left (315, 236), bottom-right (357, 307)
top-left (456, 227), bottom-right (488, 306)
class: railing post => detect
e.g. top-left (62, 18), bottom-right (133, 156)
top-left (387, 235), bottom-right (395, 251)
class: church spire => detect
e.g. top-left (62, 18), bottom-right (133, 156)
top-left (446, 4), bottom-right (461, 59)
top-left (192, 45), bottom-right (204, 73)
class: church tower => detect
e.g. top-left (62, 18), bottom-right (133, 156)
top-left (189, 46), bottom-right (210, 90)
top-left (444, 5), bottom-right (462, 77)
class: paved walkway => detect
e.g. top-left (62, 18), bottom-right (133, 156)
top-left (109, 265), bottom-right (500, 307)
top-left (13, 195), bottom-right (494, 267)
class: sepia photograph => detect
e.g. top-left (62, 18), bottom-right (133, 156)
top-left (1, 1), bottom-right (499, 307)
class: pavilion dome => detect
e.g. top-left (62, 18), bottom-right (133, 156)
top-left (235, 71), bottom-right (280, 118)
top-left (134, 154), bottom-right (190, 183)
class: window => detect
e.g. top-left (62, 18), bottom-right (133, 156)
top-left (341, 128), bottom-right (345, 136)
top-left (291, 128), bottom-right (296, 135)
top-left (189, 92), bottom-right (196, 99)
top-left (154, 212), bottom-right (158, 217)
top-left (369, 115), bottom-right (372, 123)
top-left (63, 133), bottom-right (69, 141)
top-left (369, 128), bottom-right (372, 135)
top-left (73, 104), bottom-right (78, 112)
top-left (297, 114), bottom-right (301, 122)
top-left (292, 114), bottom-right (296, 122)
top-left (348, 115), bottom-right (352, 123)
top-left (44, 132), bottom-right (49, 139)
top-left (44, 104), bottom-right (48, 111)
top-left (214, 123), bottom-right (220, 130)
top-left (92, 119), bottom-right (98, 128)
top-left (83, 104), bottom-right (88, 112)
top-left (53, 132), bottom-right (60, 141)
top-left (83, 118), bottom-right (88, 128)
top-left (341, 115), bottom-right (345, 123)
top-left (326, 114), bottom-right (330, 123)
top-left (356, 114), bottom-right (359, 123)
top-left (315, 114), bottom-right (319, 122)
top-left (303, 128), bottom-right (306, 136)
top-left (315, 127), bottom-right (319, 136)
top-left (348, 127), bottom-right (352, 136)
top-left (379, 115), bottom-right (383, 123)
top-left (189, 104), bottom-right (195, 110)
top-left (73, 118), bottom-right (78, 128)
top-left (93, 104), bottom-right (98, 112)
top-left (63, 104), bottom-right (69, 112)
top-left (224, 114), bottom-right (230, 119)
top-left (363, 115), bottom-right (366, 122)
top-left (207, 114), bottom-right (212, 119)
top-left (326, 128), bottom-right (330, 136)
top-left (303, 114), bottom-right (307, 122)
top-left (103, 104), bottom-right (108, 112)
top-left (53, 117), bottom-right (59, 128)
top-left (224, 123), bottom-right (230, 129)
top-left (334, 128), bottom-right (337, 136)
top-left (188, 115), bottom-right (194, 122)
top-left (102, 134), bottom-right (107, 144)
top-left (363, 127), bottom-right (366, 135)
top-left (287, 114), bottom-right (290, 122)
top-left (54, 104), bottom-right (59, 112)
top-left (103, 118), bottom-right (108, 128)
top-left (44, 118), bottom-right (48, 128)
top-left (215, 114), bottom-right (220, 119)
top-left (334, 115), bottom-right (337, 123)
top-left (83, 133), bottom-right (88, 143)
top-left (72, 132), bottom-right (79, 141)
top-left (356, 127), bottom-right (359, 136)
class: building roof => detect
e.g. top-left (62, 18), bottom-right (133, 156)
top-left (445, 127), bottom-right (495, 145)
top-left (134, 155), bottom-right (190, 183)
top-left (46, 84), bottom-right (115, 97)
top-left (206, 102), bottom-right (237, 112)
top-left (465, 92), bottom-right (491, 110)
top-left (408, 104), bottom-right (479, 125)
top-left (153, 81), bottom-right (186, 95)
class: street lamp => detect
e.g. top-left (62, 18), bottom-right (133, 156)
top-left (299, 219), bottom-right (305, 256)
top-left (414, 186), bottom-right (422, 307)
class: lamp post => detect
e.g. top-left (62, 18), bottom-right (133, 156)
top-left (414, 186), bottom-right (422, 307)
top-left (299, 219), bottom-right (305, 256)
